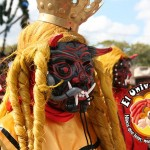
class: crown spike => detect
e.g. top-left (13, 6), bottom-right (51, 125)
top-left (36, 0), bottom-right (102, 32)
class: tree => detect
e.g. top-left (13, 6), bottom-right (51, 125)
top-left (128, 43), bottom-right (150, 66)
top-left (97, 40), bottom-right (130, 52)
top-left (0, 0), bottom-right (29, 57)
top-left (96, 40), bottom-right (150, 66)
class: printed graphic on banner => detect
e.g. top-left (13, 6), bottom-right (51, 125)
top-left (121, 83), bottom-right (150, 144)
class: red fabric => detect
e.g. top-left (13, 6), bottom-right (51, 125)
top-left (113, 88), bottom-right (148, 150)
top-left (6, 97), bottom-right (22, 112)
top-left (6, 100), bottom-right (13, 112)
top-left (45, 104), bottom-right (74, 122)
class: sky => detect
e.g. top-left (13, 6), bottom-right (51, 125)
top-left (0, 0), bottom-right (150, 46)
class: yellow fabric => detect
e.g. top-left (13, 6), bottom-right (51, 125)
top-left (43, 113), bottom-right (101, 150)
top-left (0, 113), bottom-right (17, 150)
top-left (0, 113), bottom-right (101, 150)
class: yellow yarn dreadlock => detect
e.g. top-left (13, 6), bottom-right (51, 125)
top-left (90, 46), bottom-right (128, 150)
top-left (0, 22), bottom-right (126, 150)
top-left (98, 46), bottom-right (128, 80)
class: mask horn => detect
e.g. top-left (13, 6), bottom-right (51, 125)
top-left (130, 54), bottom-right (138, 60)
top-left (49, 33), bottom-right (63, 47)
top-left (88, 46), bottom-right (112, 57)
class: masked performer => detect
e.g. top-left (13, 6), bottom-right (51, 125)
top-left (0, 1), bottom-right (126, 150)
top-left (98, 46), bottom-right (148, 150)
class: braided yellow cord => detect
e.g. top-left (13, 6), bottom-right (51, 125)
top-left (19, 55), bottom-right (34, 149)
top-left (32, 43), bottom-right (50, 150)
top-left (93, 54), bottom-right (126, 150)
top-left (8, 56), bottom-right (28, 149)
top-left (98, 46), bottom-right (128, 80)
top-left (88, 78), bottom-right (115, 150)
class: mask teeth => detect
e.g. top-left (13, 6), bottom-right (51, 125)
top-left (75, 94), bottom-right (79, 105)
top-left (79, 93), bottom-right (84, 97)
top-left (74, 91), bottom-right (86, 106)
top-left (87, 83), bottom-right (96, 94)
top-left (125, 75), bottom-right (129, 85)
top-left (68, 81), bottom-right (72, 89)
top-left (74, 91), bottom-right (90, 106)
top-left (81, 91), bottom-right (85, 95)
top-left (85, 92), bottom-right (90, 105)
top-left (69, 82), bottom-right (96, 106)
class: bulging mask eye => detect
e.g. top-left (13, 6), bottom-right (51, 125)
top-left (54, 62), bottom-right (72, 78)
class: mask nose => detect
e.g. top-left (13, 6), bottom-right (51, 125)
top-left (79, 72), bottom-right (88, 83)
top-left (72, 77), bottom-right (80, 84)
top-left (71, 73), bottom-right (88, 85)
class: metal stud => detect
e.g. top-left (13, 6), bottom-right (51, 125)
top-left (48, 3), bottom-right (52, 10)
top-left (40, 2), bottom-right (44, 9)
top-left (70, 13), bottom-right (77, 18)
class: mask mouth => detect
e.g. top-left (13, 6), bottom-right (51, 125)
top-left (50, 81), bottom-right (96, 105)
top-left (113, 71), bottom-right (132, 88)
top-left (49, 82), bottom-right (96, 113)
top-left (124, 73), bottom-right (131, 86)
top-left (67, 81), bottom-right (96, 106)
top-left (124, 75), bottom-right (130, 86)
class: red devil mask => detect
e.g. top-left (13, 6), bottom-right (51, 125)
top-left (47, 34), bottom-right (112, 113)
top-left (113, 57), bottom-right (132, 88)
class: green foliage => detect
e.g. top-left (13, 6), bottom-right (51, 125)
top-left (0, 0), bottom-right (29, 55)
top-left (0, 44), bottom-right (17, 56)
top-left (98, 40), bottom-right (130, 52)
top-left (128, 43), bottom-right (150, 66)
top-left (96, 40), bottom-right (150, 66)
top-left (0, 44), bottom-right (16, 77)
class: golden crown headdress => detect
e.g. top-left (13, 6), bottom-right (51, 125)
top-left (37, 0), bottom-right (102, 32)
